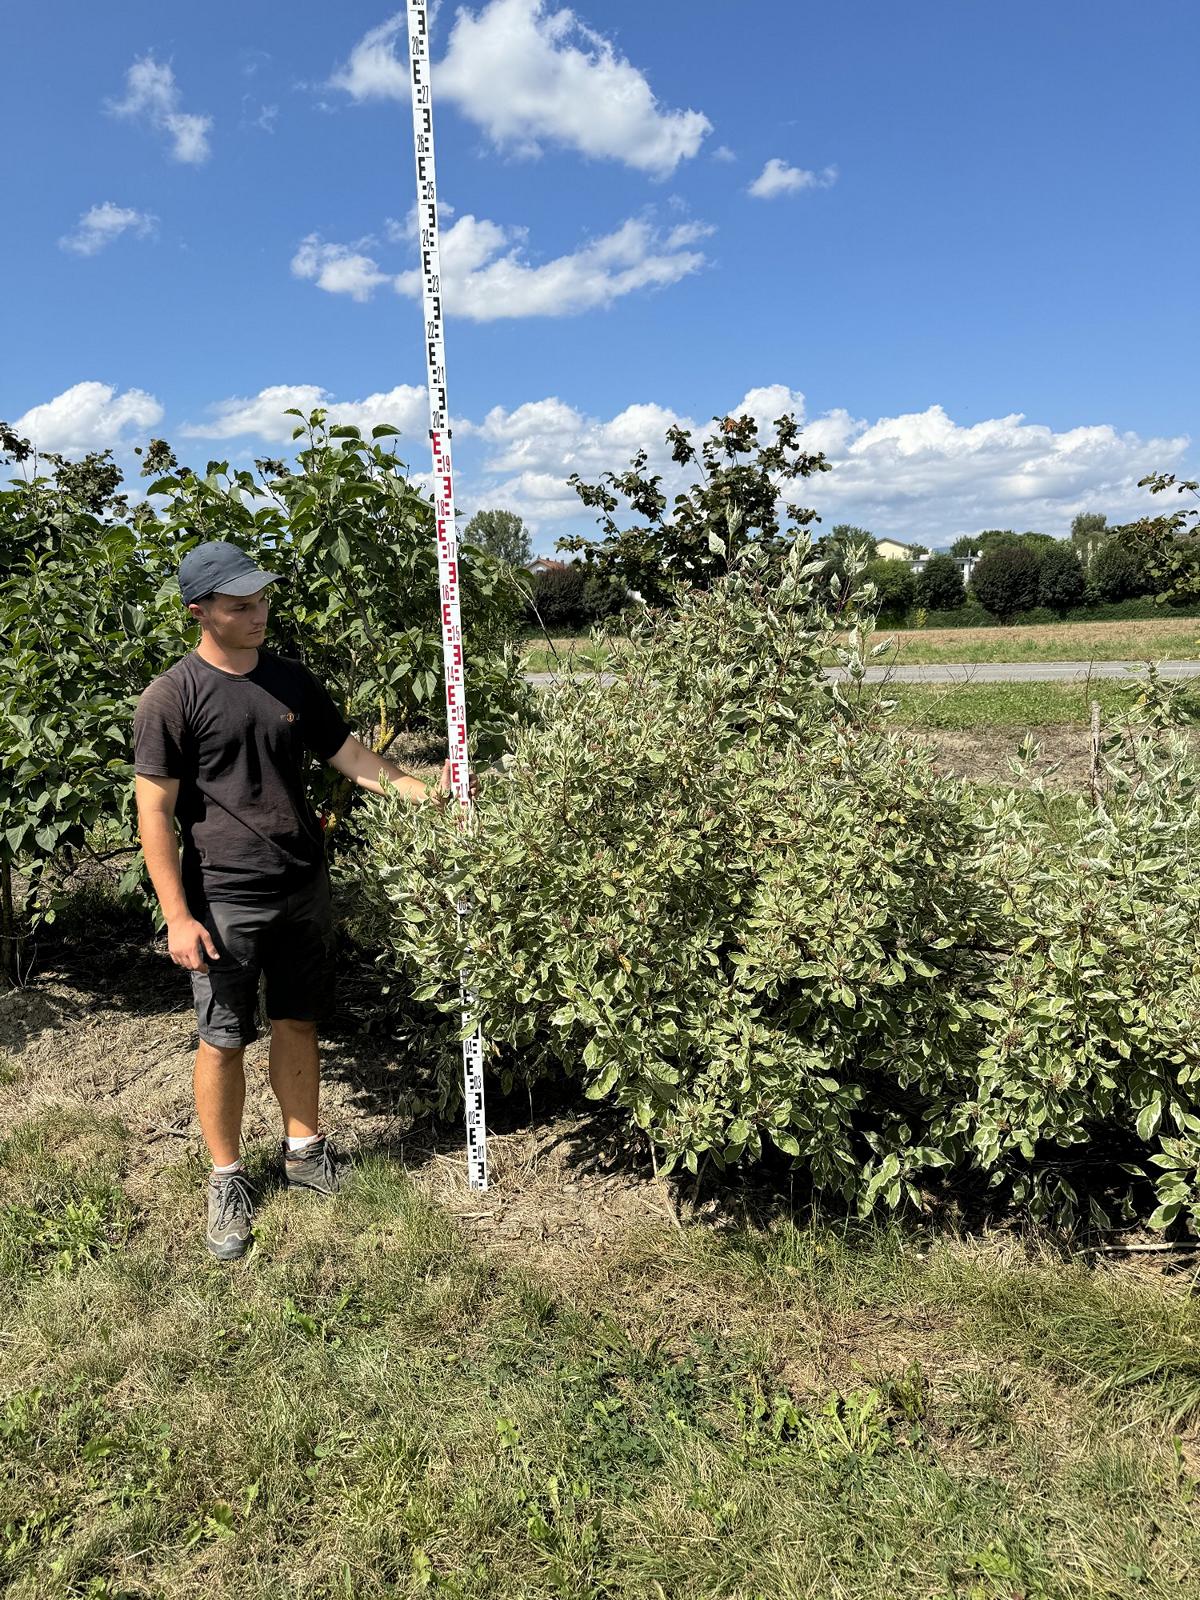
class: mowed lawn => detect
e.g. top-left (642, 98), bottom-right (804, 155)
top-left (884, 680), bottom-right (1156, 730)
top-left (3, 1110), bottom-right (1200, 1599)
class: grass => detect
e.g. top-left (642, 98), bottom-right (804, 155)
top-left (884, 681), bottom-right (1142, 730)
top-left (3, 1109), bottom-right (1200, 1598)
top-left (876, 618), bottom-right (1200, 667)
top-left (521, 638), bottom-right (614, 674)
top-left (521, 618), bottom-right (1200, 676)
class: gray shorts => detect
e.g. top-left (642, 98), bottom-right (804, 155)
top-left (189, 869), bottom-right (336, 1048)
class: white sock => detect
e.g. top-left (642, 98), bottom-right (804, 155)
top-left (285, 1132), bottom-right (321, 1154)
top-left (212, 1158), bottom-right (244, 1175)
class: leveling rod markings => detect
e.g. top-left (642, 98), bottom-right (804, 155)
top-left (405, 0), bottom-right (488, 1192)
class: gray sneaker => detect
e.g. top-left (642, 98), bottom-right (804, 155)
top-left (282, 1134), bottom-right (343, 1196)
top-left (206, 1169), bottom-right (255, 1260)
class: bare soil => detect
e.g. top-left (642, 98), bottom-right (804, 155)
top-left (0, 897), bottom-right (685, 1273)
top-left (921, 725), bottom-right (1095, 786)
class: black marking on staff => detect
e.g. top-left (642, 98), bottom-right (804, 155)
top-left (404, 0), bottom-right (489, 1193)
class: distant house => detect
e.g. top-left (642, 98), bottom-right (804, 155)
top-left (875, 537), bottom-right (920, 562)
top-left (526, 557), bottom-right (570, 575)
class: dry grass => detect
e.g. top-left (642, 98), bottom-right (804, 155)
top-left (522, 618), bottom-right (1200, 675)
top-left (874, 617), bottom-right (1200, 665)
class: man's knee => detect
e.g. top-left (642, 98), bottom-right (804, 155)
top-left (269, 1017), bottom-right (318, 1037)
top-left (197, 1039), bottom-right (246, 1065)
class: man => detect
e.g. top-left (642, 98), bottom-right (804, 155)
top-left (133, 539), bottom-right (452, 1261)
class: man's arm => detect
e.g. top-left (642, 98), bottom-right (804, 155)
top-left (134, 774), bottom-right (220, 973)
top-left (326, 735), bottom-right (450, 802)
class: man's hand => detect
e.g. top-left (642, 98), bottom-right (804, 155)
top-left (167, 916), bottom-right (220, 973)
top-left (435, 759), bottom-right (479, 803)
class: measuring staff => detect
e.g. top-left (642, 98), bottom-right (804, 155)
top-left (405, 0), bottom-right (489, 1192)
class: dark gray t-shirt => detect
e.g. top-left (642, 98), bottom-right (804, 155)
top-left (132, 649), bottom-right (352, 907)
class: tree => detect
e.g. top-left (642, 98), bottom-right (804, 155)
top-left (1117, 474), bottom-right (1200, 606)
top-left (581, 572), bottom-right (631, 626)
top-left (1091, 537), bottom-right (1150, 603)
top-left (463, 507), bottom-right (532, 568)
top-left (976, 529), bottom-right (1023, 555)
top-left (830, 524), bottom-right (877, 559)
top-left (971, 546), bottom-right (1041, 621)
top-left (527, 563), bottom-right (588, 630)
top-left (0, 410), bottom-right (531, 979)
top-left (950, 534), bottom-right (981, 558)
top-left (864, 557), bottom-right (914, 618)
top-left (1070, 512), bottom-right (1107, 568)
top-left (916, 554), bottom-right (966, 611)
top-left (1037, 540), bottom-right (1084, 615)
top-left (560, 411), bottom-right (830, 608)
top-left (1017, 531), bottom-right (1057, 558)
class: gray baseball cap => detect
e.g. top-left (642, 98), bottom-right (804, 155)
top-left (178, 540), bottom-right (281, 606)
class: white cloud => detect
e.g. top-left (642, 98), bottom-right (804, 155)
top-left (329, 13), bottom-right (408, 100)
top-left (108, 55), bottom-right (212, 163)
top-left (747, 158), bottom-right (837, 199)
top-left (470, 397), bottom-right (693, 528)
top-left (801, 404), bottom-right (1190, 540)
top-left (294, 212), bottom-right (709, 320)
top-left (396, 213), bottom-right (707, 319)
top-left (181, 383), bottom-right (429, 443)
top-left (465, 388), bottom-right (1191, 543)
top-left (173, 380), bottom-right (1192, 547)
top-left (711, 144), bottom-right (736, 163)
top-left (248, 101), bottom-right (279, 134)
top-left (332, 1), bottom-right (711, 176)
top-left (58, 202), bottom-right (156, 257)
top-left (664, 220), bottom-right (715, 249)
top-left (291, 237), bottom-right (391, 302)
top-left (12, 382), bottom-right (163, 457)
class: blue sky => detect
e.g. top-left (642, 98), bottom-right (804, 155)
top-left (2, 0), bottom-right (1197, 551)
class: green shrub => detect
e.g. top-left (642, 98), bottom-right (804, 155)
top-left (968, 730), bottom-right (1200, 1227)
top-left (354, 543), bottom-right (1200, 1230)
top-left (526, 563), bottom-right (589, 630)
top-left (1091, 538), bottom-right (1151, 603)
top-left (356, 545), bottom-right (997, 1199)
top-left (582, 572), bottom-right (631, 626)
top-left (970, 547), bottom-right (1042, 621)
top-left (915, 555), bottom-right (966, 612)
top-left (1036, 541), bottom-right (1085, 614)
top-left (864, 558), bottom-right (915, 618)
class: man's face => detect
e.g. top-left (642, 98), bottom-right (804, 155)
top-left (190, 588), bottom-right (271, 649)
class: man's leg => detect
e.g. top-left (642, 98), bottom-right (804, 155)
top-left (264, 871), bottom-right (341, 1194)
top-left (194, 1041), bottom-right (247, 1167)
top-left (189, 899), bottom-right (263, 1259)
top-left (267, 1018), bottom-right (320, 1139)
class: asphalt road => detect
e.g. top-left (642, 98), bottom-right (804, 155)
top-left (526, 659), bottom-right (1200, 688)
